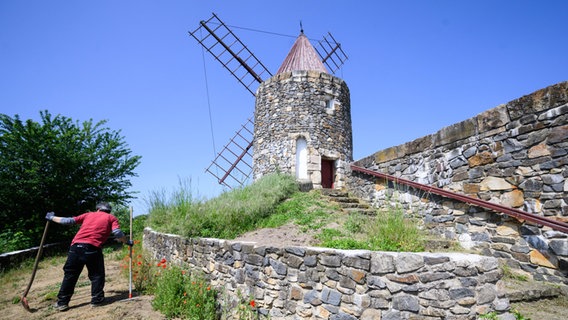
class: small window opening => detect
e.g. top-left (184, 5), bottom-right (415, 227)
top-left (326, 99), bottom-right (336, 110)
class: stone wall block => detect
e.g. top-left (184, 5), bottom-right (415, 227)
top-left (392, 295), bottom-right (420, 312)
top-left (549, 239), bottom-right (568, 256)
top-left (342, 255), bottom-right (371, 271)
top-left (395, 253), bottom-right (425, 273)
top-left (480, 176), bottom-right (513, 191)
top-left (371, 253), bottom-right (395, 274)
top-left (500, 189), bottom-right (525, 207)
top-left (434, 119), bottom-right (477, 147)
top-left (375, 145), bottom-right (408, 164)
top-left (283, 253), bottom-right (304, 269)
top-left (418, 271), bottom-right (453, 283)
top-left (320, 253), bottom-right (342, 267)
top-left (478, 104), bottom-right (509, 132)
top-left (321, 287), bottom-right (342, 306)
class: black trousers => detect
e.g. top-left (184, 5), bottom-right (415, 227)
top-left (57, 243), bottom-right (105, 305)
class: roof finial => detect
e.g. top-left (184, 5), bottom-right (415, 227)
top-left (300, 20), bottom-right (304, 34)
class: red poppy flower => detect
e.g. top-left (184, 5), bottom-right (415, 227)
top-left (250, 300), bottom-right (256, 308)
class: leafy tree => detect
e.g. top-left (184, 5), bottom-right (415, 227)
top-left (0, 110), bottom-right (141, 252)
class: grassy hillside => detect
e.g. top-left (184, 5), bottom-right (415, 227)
top-left (145, 173), bottom-right (426, 252)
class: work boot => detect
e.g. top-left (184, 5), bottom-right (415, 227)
top-left (53, 302), bottom-right (69, 311)
top-left (90, 297), bottom-right (105, 308)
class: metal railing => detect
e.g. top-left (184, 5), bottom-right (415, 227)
top-left (350, 164), bottom-right (568, 233)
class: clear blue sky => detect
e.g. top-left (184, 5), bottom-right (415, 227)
top-left (1, 1), bottom-right (567, 215)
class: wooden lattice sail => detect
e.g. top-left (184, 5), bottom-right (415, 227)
top-left (205, 118), bottom-right (254, 188)
top-left (189, 13), bottom-right (272, 96)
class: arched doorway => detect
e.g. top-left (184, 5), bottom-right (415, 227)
top-left (296, 137), bottom-right (308, 180)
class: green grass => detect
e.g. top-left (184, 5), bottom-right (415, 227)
top-left (259, 190), bottom-right (339, 230)
top-left (145, 173), bottom-right (427, 252)
top-left (366, 207), bottom-right (426, 252)
top-left (502, 263), bottom-right (529, 282)
top-left (147, 173), bottom-right (299, 239)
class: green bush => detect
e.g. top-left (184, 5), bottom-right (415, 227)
top-left (0, 229), bottom-right (32, 253)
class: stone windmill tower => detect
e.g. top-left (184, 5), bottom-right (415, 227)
top-left (253, 31), bottom-right (352, 190)
top-left (190, 14), bottom-right (350, 190)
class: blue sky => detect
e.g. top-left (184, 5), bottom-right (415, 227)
top-left (1, 1), bottom-right (567, 215)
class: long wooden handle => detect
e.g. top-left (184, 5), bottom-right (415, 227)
top-left (22, 220), bottom-right (50, 299)
top-left (129, 207), bottom-right (133, 298)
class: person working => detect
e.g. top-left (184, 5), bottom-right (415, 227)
top-left (45, 202), bottom-right (133, 311)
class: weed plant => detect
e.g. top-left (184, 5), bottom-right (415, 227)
top-left (366, 207), bottom-right (426, 252)
top-left (119, 240), bottom-right (159, 293)
top-left (479, 309), bottom-right (528, 320)
top-left (315, 209), bottom-right (426, 252)
top-left (501, 263), bottom-right (529, 282)
top-left (151, 262), bottom-right (217, 319)
top-left (146, 178), bottom-right (199, 236)
top-left (233, 289), bottom-right (260, 320)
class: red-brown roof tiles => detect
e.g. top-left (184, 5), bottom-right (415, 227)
top-left (276, 32), bottom-right (328, 75)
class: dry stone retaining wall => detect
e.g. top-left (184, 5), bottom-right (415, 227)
top-left (144, 227), bottom-right (509, 319)
top-left (347, 81), bottom-right (568, 283)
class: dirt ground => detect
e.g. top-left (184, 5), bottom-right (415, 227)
top-left (1, 224), bottom-right (567, 319)
top-left (0, 252), bottom-right (165, 320)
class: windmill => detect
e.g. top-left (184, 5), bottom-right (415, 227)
top-left (189, 13), bottom-right (348, 189)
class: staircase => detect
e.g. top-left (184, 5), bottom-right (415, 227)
top-left (319, 189), bottom-right (376, 215)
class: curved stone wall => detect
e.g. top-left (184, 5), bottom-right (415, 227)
top-left (253, 70), bottom-right (352, 189)
top-left (144, 227), bottom-right (509, 319)
top-left (347, 81), bottom-right (568, 283)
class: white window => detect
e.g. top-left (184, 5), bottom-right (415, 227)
top-left (296, 137), bottom-right (308, 179)
top-left (326, 99), bottom-right (336, 110)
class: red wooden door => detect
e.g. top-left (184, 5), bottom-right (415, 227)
top-left (321, 159), bottom-right (334, 189)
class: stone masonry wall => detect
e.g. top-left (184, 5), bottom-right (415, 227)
top-left (144, 227), bottom-right (508, 319)
top-left (347, 81), bottom-right (568, 283)
top-left (253, 70), bottom-right (352, 189)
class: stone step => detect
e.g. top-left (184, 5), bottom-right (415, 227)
top-left (342, 207), bottom-right (377, 216)
top-left (335, 201), bottom-right (370, 208)
top-left (319, 189), bottom-right (375, 214)
top-left (332, 197), bottom-right (362, 204)
top-left (503, 280), bottom-right (566, 302)
top-left (319, 189), bottom-right (350, 197)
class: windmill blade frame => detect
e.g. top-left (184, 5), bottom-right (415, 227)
top-left (189, 12), bottom-right (273, 96)
top-left (205, 118), bottom-right (254, 189)
top-left (314, 32), bottom-right (348, 74)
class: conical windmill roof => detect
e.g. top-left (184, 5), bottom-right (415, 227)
top-left (276, 32), bottom-right (328, 74)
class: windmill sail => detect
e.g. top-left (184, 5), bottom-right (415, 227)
top-left (189, 13), bottom-right (272, 96)
top-left (205, 118), bottom-right (254, 188)
top-left (314, 32), bottom-right (348, 74)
